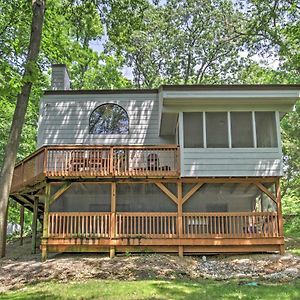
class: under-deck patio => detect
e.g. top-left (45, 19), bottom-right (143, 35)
top-left (45, 211), bottom-right (282, 255)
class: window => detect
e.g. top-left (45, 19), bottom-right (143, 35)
top-left (89, 103), bottom-right (129, 134)
top-left (231, 112), bottom-right (254, 148)
top-left (206, 112), bottom-right (228, 148)
top-left (183, 112), bottom-right (203, 147)
top-left (255, 112), bottom-right (278, 147)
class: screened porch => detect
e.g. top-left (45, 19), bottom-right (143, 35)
top-left (41, 180), bottom-right (283, 258)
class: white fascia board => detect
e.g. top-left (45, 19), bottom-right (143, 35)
top-left (162, 89), bottom-right (299, 113)
top-left (163, 89), bottom-right (300, 101)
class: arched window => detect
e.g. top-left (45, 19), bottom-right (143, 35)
top-left (89, 103), bottom-right (129, 134)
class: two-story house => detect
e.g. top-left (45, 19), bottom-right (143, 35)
top-left (10, 64), bottom-right (300, 259)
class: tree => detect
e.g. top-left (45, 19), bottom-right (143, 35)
top-left (0, 0), bottom-right (46, 257)
top-left (106, 0), bottom-right (248, 87)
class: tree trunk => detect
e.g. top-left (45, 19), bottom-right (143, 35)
top-left (0, 0), bottom-right (46, 258)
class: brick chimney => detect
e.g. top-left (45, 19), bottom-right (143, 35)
top-left (51, 64), bottom-right (70, 90)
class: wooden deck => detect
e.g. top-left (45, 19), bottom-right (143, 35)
top-left (42, 211), bottom-right (283, 255)
top-left (11, 145), bottom-right (180, 193)
top-left (10, 145), bottom-right (285, 258)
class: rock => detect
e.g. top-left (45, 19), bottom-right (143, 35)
top-left (279, 255), bottom-right (294, 262)
top-left (202, 256), bottom-right (207, 262)
top-left (282, 267), bottom-right (299, 278)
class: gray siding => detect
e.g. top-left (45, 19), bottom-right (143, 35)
top-left (182, 148), bottom-right (282, 177)
top-left (178, 110), bottom-right (283, 177)
top-left (37, 93), bottom-right (175, 147)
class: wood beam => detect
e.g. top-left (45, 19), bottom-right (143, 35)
top-left (18, 195), bottom-right (34, 206)
top-left (276, 179), bottom-right (284, 249)
top-left (177, 181), bottom-right (183, 257)
top-left (155, 182), bottom-right (178, 204)
top-left (31, 197), bottom-right (39, 254)
top-left (20, 205), bottom-right (24, 246)
top-left (182, 183), bottom-right (204, 204)
top-left (11, 181), bottom-right (46, 196)
top-left (42, 183), bottom-right (50, 261)
top-left (10, 196), bottom-right (33, 213)
top-left (110, 182), bottom-right (116, 258)
top-left (255, 183), bottom-right (276, 203)
top-left (49, 182), bottom-right (72, 205)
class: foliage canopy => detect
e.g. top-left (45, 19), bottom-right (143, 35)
top-left (0, 0), bottom-right (299, 235)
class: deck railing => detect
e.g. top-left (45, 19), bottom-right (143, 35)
top-left (46, 145), bottom-right (179, 177)
top-left (48, 212), bottom-right (111, 238)
top-left (11, 149), bottom-right (45, 191)
top-left (47, 212), bottom-right (279, 239)
top-left (183, 212), bottom-right (279, 238)
top-left (11, 145), bottom-right (180, 192)
top-left (116, 212), bottom-right (178, 238)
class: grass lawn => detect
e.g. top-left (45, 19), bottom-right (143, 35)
top-left (0, 279), bottom-right (299, 300)
top-left (289, 248), bottom-right (300, 256)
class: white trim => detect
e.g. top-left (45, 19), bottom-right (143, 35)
top-left (275, 111), bottom-right (282, 150)
top-left (178, 112), bottom-right (185, 176)
top-left (163, 90), bottom-right (299, 100)
top-left (228, 112), bottom-right (232, 148)
top-left (203, 112), bottom-right (207, 148)
top-left (252, 111), bottom-right (257, 148)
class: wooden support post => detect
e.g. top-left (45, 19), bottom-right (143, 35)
top-left (42, 183), bottom-right (50, 261)
top-left (31, 196), bottom-right (39, 254)
top-left (20, 205), bottom-right (24, 246)
top-left (276, 179), bottom-right (285, 255)
top-left (177, 181), bottom-right (183, 257)
top-left (110, 182), bottom-right (116, 258)
top-left (109, 147), bottom-right (114, 176)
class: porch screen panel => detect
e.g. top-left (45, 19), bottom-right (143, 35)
top-left (206, 112), bottom-right (228, 148)
top-left (116, 183), bottom-right (177, 212)
top-left (50, 183), bottom-right (110, 212)
top-left (183, 183), bottom-right (259, 213)
top-left (183, 112), bottom-right (203, 148)
top-left (231, 112), bottom-right (254, 148)
top-left (255, 112), bottom-right (278, 147)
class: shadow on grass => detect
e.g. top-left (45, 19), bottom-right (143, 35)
top-left (0, 291), bottom-right (60, 300)
top-left (148, 280), bottom-right (300, 300)
top-left (0, 279), bottom-right (300, 300)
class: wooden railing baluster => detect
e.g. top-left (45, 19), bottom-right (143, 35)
top-left (46, 212), bottom-right (278, 240)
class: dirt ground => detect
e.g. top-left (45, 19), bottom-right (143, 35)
top-left (0, 236), bottom-right (299, 292)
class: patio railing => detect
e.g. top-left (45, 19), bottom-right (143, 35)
top-left (11, 145), bottom-right (180, 192)
top-left (47, 211), bottom-right (279, 239)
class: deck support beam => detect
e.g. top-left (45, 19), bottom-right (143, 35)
top-left (255, 182), bottom-right (276, 204)
top-left (31, 196), bottom-right (39, 254)
top-left (49, 182), bottom-right (72, 206)
top-left (155, 182), bottom-right (178, 204)
top-left (276, 179), bottom-right (284, 254)
top-left (182, 183), bottom-right (204, 204)
top-left (177, 181), bottom-right (183, 257)
top-left (20, 205), bottom-right (24, 246)
top-left (42, 183), bottom-right (50, 261)
top-left (110, 182), bottom-right (116, 258)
